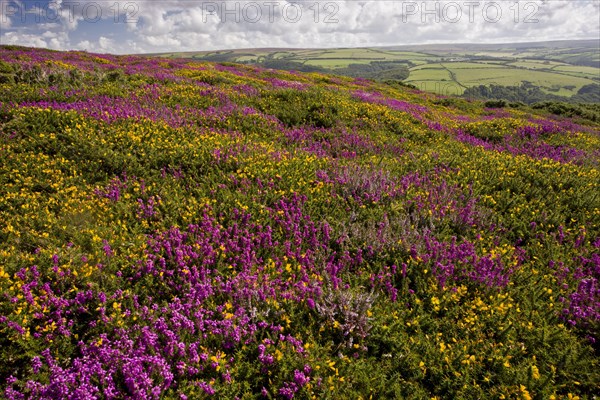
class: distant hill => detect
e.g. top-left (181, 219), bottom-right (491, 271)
top-left (147, 40), bottom-right (600, 102)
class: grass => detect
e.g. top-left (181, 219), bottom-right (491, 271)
top-left (304, 58), bottom-right (374, 67)
top-left (437, 62), bottom-right (503, 69)
top-left (552, 65), bottom-right (600, 79)
top-left (410, 64), bottom-right (447, 71)
top-left (406, 68), bottom-right (453, 82)
top-left (407, 80), bottom-right (465, 95)
top-left (452, 66), bottom-right (595, 94)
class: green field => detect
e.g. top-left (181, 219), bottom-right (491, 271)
top-left (404, 60), bottom-right (598, 96)
top-left (406, 67), bottom-right (452, 81)
top-left (304, 58), bottom-right (375, 68)
top-left (552, 65), bottom-right (600, 79)
top-left (408, 81), bottom-right (464, 96)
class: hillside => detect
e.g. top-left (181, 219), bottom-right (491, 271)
top-left (0, 46), bottom-right (599, 399)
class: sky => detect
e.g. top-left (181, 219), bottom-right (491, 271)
top-left (0, 0), bottom-right (599, 54)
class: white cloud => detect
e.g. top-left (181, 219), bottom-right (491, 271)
top-left (98, 36), bottom-right (115, 51)
top-left (1, 29), bottom-right (67, 49)
top-left (0, 1), bottom-right (598, 53)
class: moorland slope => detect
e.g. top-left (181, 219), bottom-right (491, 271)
top-left (0, 46), bottom-right (599, 399)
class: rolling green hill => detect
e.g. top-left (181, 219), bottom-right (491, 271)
top-left (150, 40), bottom-right (600, 101)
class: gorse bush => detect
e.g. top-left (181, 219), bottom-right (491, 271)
top-left (0, 46), bottom-right (599, 399)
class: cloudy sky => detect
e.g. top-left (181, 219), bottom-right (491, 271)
top-left (0, 0), bottom-right (598, 54)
